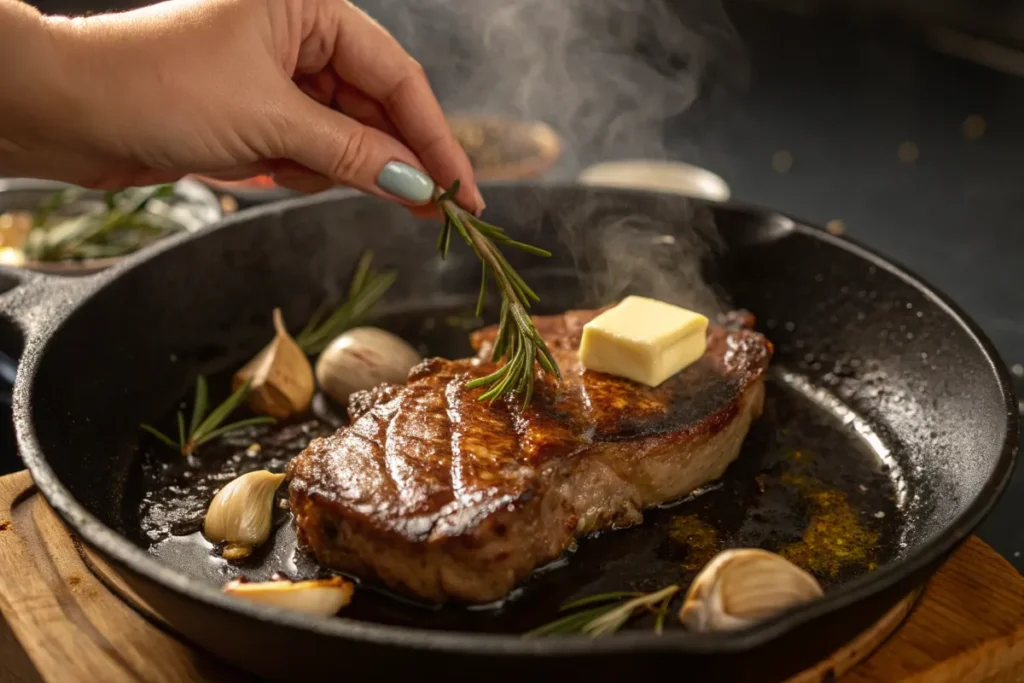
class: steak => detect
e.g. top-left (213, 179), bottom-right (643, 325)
top-left (287, 306), bottom-right (772, 604)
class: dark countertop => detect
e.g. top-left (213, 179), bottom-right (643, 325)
top-left (670, 6), bottom-right (1024, 569)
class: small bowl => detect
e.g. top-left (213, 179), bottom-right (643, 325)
top-left (0, 177), bottom-right (222, 276)
top-left (194, 115), bottom-right (563, 201)
top-left (449, 114), bottom-right (563, 181)
top-left (577, 159), bottom-right (732, 202)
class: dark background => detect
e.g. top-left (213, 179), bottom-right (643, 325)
top-left (4, 0), bottom-right (1022, 570)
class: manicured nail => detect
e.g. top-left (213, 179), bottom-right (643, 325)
top-left (376, 161), bottom-right (435, 204)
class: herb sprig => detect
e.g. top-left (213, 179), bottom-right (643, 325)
top-left (140, 376), bottom-right (275, 457)
top-left (524, 585), bottom-right (680, 638)
top-left (294, 250), bottom-right (397, 355)
top-left (23, 184), bottom-right (184, 262)
top-left (435, 181), bottom-right (560, 407)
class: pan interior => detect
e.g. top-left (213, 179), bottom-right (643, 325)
top-left (21, 186), bottom-right (1008, 635)
top-left (121, 299), bottom-right (904, 633)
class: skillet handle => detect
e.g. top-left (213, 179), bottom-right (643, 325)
top-left (0, 264), bottom-right (96, 357)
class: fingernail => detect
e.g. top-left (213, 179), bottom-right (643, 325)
top-left (376, 161), bottom-right (435, 204)
top-left (472, 187), bottom-right (486, 215)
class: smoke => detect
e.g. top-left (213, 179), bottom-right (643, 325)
top-left (358, 0), bottom-right (747, 315)
top-left (364, 0), bottom-right (745, 164)
top-left (553, 191), bottom-right (730, 317)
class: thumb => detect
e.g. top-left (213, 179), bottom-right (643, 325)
top-left (278, 93), bottom-right (437, 207)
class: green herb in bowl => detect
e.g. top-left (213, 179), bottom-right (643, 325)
top-left (0, 178), bottom-right (221, 273)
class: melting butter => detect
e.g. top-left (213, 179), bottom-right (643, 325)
top-left (579, 296), bottom-right (708, 387)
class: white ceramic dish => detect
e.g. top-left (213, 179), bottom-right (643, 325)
top-left (577, 159), bottom-right (732, 202)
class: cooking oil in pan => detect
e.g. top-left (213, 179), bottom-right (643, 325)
top-left (123, 310), bottom-right (906, 634)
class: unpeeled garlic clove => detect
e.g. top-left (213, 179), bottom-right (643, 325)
top-left (223, 576), bottom-right (354, 616)
top-left (315, 327), bottom-right (421, 406)
top-left (203, 469), bottom-right (286, 560)
top-left (679, 548), bottom-right (823, 633)
top-left (234, 308), bottom-right (315, 419)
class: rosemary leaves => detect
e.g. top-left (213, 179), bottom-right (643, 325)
top-left (140, 376), bottom-right (275, 457)
top-left (139, 251), bottom-right (394, 454)
top-left (21, 184), bottom-right (187, 262)
top-left (524, 585), bottom-right (680, 638)
top-left (435, 181), bottom-right (560, 407)
top-left (295, 250), bottom-right (397, 355)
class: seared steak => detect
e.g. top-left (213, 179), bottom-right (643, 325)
top-left (287, 306), bottom-right (772, 604)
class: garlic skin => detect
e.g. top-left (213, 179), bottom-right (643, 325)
top-left (234, 308), bottom-right (315, 419)
top-left (223, 577), bottom-right (354, 616)
top-left (315, 327), bottom-right (421, 405)
top-left (679, 548), bottom-right (823, 633)
top-left (203, 470), bottom-right (286, 560)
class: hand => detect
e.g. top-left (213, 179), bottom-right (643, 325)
top-left (1, 0), bottom-right (482, 215)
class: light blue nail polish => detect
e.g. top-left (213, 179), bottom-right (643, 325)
top-left (376, 162), bottom-right (435, 203)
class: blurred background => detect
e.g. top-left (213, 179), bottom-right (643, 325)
top-left (3, 0), bottom-right (1023, 570)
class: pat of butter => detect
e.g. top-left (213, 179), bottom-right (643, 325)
top-left (579, 296), bottom-right (709, 387)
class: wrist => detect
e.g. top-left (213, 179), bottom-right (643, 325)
top-left (0, 2), bottom-right (143, 185)
top-left (37, 6), bottom-right (194, 187)
top-left (0, 2), bottom-right (77, 178)
top-left (36, 12), bottom-right (126, 176)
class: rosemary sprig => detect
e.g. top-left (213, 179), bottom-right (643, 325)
top-left (294, 250), bottom-right (397, 355)
top-left (654, 590), bottom-right (673, 635)
top-left (434, 181), bottom-right (560, 407)
top-left (139, 252), bottom-right (387, 456)
top-left (523, 585), bottom-right (680, 638)
top-left (559, 591), bottom-right (644, 611)
top-left (140, 376), bottom-right (275, 456)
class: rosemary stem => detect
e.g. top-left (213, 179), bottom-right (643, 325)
top-left (433, 181), bottom-right (559, 406)
top-left (463, 216), bottom-right (522, 312)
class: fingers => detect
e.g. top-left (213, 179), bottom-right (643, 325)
top-left (295, 71), bottom-right (337, 108)
top-left (200, 162), bottom-right (272, 181)
top-left (270, 159), bottom-right (443, 220)
top-left (333, 81), bottom-right (403, 142)
top-left (407, 203), bottom-right (444, 220)
top-left (295, 71), bottom-right (405, 141)
top-left (271, 168), bottom-right (335, 195)
top-left (278, 90), bottom-right (438, 208)
top-left (315, 1), bottom-right (483, 213)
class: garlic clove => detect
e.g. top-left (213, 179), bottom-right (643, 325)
top-left (679, 548), bottom-right (823, 633)
top-left (234, 308), bottom-right (315, 419)
top-left (203, 469), bottom-right (286, 560)
top-left (223, 576), bottom-right (354, 617)
top-left (315, 327), bottom-right (422, 406)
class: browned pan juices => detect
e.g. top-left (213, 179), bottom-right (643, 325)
top-left (123, 305), bottom-right (904, 634)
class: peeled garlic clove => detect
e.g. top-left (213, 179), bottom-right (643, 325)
top-left (315, 327), bottom-right (421, 405)
top-left (234, 308), bottom-right (315, 419)
top-left (679, 548), bottom-right (823, 633)
top-left (203, 470), bottom-right (286, 560)
top-left (223, 576), bottom-right (354, 616)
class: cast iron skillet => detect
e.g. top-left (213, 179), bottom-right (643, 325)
top-left (0, 184), bottom-right (1016, 682)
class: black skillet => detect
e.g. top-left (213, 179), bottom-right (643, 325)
top-left (0, 184), bottom-right (1016, 682)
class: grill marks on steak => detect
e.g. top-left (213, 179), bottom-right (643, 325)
top-left (287, 307), bottom-right (773, 604)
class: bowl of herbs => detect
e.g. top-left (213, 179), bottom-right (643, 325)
top-left (0, 178), bottom-right (222, 275)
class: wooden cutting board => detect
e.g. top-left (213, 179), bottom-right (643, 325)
top-left (1, 469), bottom-right (1022, 683)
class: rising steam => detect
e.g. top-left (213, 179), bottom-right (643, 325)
top-left (358, 0), bottom-right (747, 315)
top-left (552, 191), bottom-right (730, 317)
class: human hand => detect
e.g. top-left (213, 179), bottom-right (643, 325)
top-left (13, 0), bottom-right (482, 215)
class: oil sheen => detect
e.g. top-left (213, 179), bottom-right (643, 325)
top-left (123, 308), bottom-right (904, 634)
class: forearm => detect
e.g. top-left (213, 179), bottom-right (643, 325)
top-left (0, 0), bottom-right (481, 206)
top-left (0, 0), bottom-right (88, 180)
top-left (0, 0), bottom-right (269, 189)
